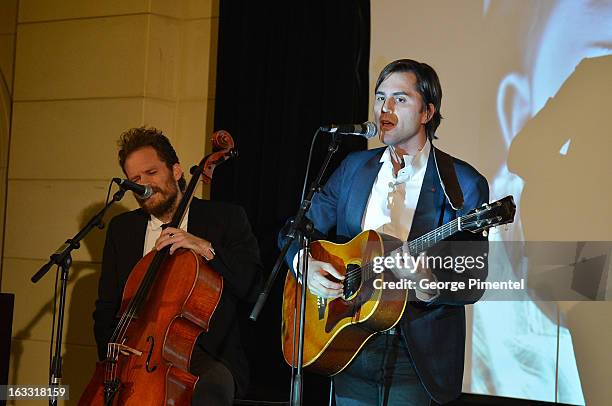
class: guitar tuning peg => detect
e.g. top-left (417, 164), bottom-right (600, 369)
top-left (482, 230), bottom-right (488, 237)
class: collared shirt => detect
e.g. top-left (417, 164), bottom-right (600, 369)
top-left (362, 140), bottom-right (430, 241)
top-left (363, 140), bottom-right (439, 301)
top-left (292, 140), bottom-right (431, 271)
top-left (143, 209), bottom-right (190, 256)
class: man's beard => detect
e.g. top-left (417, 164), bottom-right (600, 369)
top-left (139, 184), bottom-right (179, 220)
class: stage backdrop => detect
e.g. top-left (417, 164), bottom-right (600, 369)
top-left (370, 1), bottom-right (612, 405)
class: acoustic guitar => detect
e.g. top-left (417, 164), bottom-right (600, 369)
top-left (281, 195), bottom-right (516, 376)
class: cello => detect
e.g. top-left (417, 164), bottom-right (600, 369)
top-left (79, 131), bottom-right (237, 405)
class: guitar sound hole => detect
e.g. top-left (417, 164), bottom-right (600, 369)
top-left (343, 263), bottom-right (361, 299)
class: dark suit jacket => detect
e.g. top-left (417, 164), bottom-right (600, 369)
top-left (281, 146), bottom-right (489, 404)
top-left (93, 197), bottom-right (263, 395)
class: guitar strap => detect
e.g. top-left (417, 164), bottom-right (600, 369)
top-left (431, 143), bottom-right (464, 211)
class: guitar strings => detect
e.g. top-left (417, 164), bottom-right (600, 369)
top-left (340, 209), bottom-right (488, 284)
top-left (342, 218), bottom-right (459, 283)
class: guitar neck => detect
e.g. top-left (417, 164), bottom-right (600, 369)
top-left (405, 217), bottom-right (461, 256)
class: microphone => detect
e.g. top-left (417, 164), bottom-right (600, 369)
top-left (319, 121), bottom-right (377, 138)
top-left (113, 178), bottom-right (153, 199)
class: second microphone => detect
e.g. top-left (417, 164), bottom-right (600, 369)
top-left (113, 178), bottom-right (153, 199)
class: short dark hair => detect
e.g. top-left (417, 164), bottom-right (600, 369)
top-left (118, 126), bottom-right (186, 191)
top-left (375, 59), bottom-right (443, 140)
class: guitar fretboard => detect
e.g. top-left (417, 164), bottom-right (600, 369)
top-left (358, 217), bottom-right (461, 282)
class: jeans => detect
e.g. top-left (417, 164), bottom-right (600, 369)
top-left (334, 332), bottom-right (431, 406)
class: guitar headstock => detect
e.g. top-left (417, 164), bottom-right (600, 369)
top-left (460, 195), bottom-right (516, 233)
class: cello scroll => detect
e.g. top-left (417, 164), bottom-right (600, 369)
top-left (199, 130), bottom-right (238, 184)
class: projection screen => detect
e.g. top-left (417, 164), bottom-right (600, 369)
top-left (369, 1), bottom-right (612, 404)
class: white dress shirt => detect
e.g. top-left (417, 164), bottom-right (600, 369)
top-left (143, 209), bottom-right (190, 256)
top-left (362, 140), bottom-right (430, 241)
top-left (293, 140), bottom-right (431, 270)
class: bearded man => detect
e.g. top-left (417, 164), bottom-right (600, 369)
top-left (93, 127), bottom-right (262, 405)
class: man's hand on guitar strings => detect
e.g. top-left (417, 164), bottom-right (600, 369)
top-left (306, 257), bottom-right (345, 299)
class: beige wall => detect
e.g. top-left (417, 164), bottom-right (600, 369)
top-left (1, 0), bottom-right (219, 404)
top-left (0, 0), bottom-right (18, 284)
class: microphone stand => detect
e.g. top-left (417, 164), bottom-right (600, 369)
top-left (250, 133), bottom-right (342, 406)
top-left (31, 188), bottom-right (127, 406)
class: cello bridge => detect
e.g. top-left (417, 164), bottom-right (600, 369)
top-left (109, 342), bottom-right (143, 357)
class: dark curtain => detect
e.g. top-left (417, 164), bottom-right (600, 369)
top-left (212, 0), bottom-right (371, 402)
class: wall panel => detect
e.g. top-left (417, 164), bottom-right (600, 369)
top-left (151, 0), bottom-right (217, 20)
top-left (9, 99), bottom-right (144, 179)
top-left (145, 15), bottom-right (181, 101)
top-left (0, 34), bottom-right (15, 94)
top-left (18, 0), bottom-right (149, 23)
top-left (14, 16), bottom-right (148, 101)
top-left (0, 0), bottom-right (18, 285)
top-left (0, 0), bottom-right (18, 34)
top-left (178, 19), bottom-right (213, 100)
top-left (3, 258), bottom-right (99, 346)
top-left (4, 180), bottom-right (136, 262)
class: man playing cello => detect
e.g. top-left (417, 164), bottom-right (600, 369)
top-left (92, 127), bottom-right (263, 405)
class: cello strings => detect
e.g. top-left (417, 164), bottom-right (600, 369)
top-left (111, 181), bottom-right (197, 344)
top-left (107, 248), bottom-right (168, 368)
top-left (109, 165), bottom-right (197, 352)
top-left (112, 251), bottom-right (166, 345)
top-left (105, 252), bottom-right (163, 386)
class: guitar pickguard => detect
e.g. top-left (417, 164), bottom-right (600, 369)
top-left (324, 266), bottom-right (378, 333)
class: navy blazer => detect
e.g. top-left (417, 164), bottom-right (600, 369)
top-left (281, 146), bottom-right (489, 403)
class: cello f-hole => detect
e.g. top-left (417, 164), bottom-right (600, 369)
top-left (145, 336), bottom-right (157, 373)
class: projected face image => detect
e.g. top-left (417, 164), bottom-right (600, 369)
top-left (493, 0), bottom-right (612, 244)
top-left (475, 1), bottom-right (612, 405)
top-left (497, 1), bottom-right (612, 148)
top-left (373, 71), bottom-right (430, 153)
top-left (491, 0), bottom-right (612, 240)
